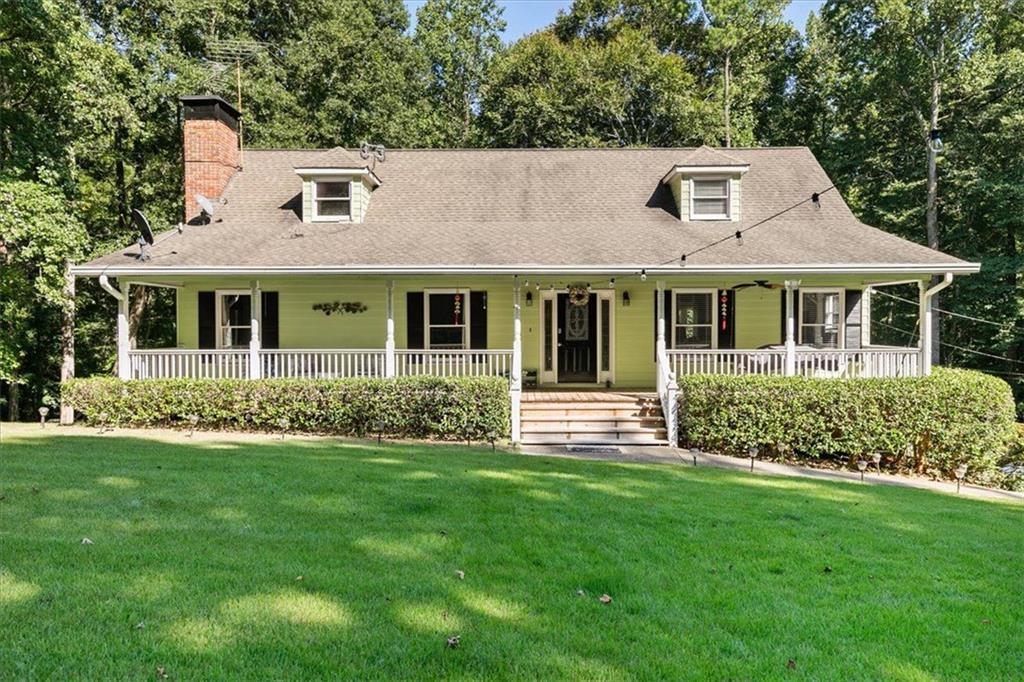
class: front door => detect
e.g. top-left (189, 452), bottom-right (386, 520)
top-left (557, 293), bottom-right (597, 383)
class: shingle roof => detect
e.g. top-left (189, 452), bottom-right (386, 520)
top-left (78, 146), bottom-right (972, 273)
top-left (675, 144), bottom-right (747, 167)
top-left (297, 146), bottom-right (368, 169)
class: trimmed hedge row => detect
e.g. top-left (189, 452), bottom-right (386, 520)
top-left (677, 368), bottom-right (1019, 486)
top-left (63, 376), bottom-right (510, 441)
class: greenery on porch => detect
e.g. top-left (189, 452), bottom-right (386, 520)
top-left (3, 425), bottom-right (1022, 679)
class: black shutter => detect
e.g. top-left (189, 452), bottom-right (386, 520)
top-left (198, 291), bottom-right (216, 349)
top-left (780, 289), bottom-right (800, 344)
top-left (844, 289), bottom-right (863, 350)
top-left (261, 292), bottom-right (279, 349)
top-left (407, 292), bottom-right (424, 349)
top-left (470, 291), bottom-right (487, 349)
top-left (717, 290), bottom-right (735, 349)
top-left (654, 289), bottom-right (673, 359)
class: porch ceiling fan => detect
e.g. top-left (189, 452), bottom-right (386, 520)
top-left (730, 280), bottom-right (782, 291)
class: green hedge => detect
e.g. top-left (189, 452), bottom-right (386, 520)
top-left (63, 376), bottom-right (510, 441)
top-left (677, 368), bottom-right (1018, 485)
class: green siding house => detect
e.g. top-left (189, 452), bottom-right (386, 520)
top-left (73, 96), bottom-right (978, 445)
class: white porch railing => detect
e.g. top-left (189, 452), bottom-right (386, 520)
top-left (129, 349), bottom-right (250, 379)
top-left (395, 350), bottom-right (513, 378)
top-left (655, 347), bottom-right (678, 447)
top-left (261, 350), bottom-right (386, 379)
top-left (668, 348), bottom-right (919, 379)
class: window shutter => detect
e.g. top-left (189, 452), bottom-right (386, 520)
top-left (653, 289), bottom-right (673, 360)
top-left (198, 291), bottom-right (216, 349)
top-left (717, 290), bottom-right (735, 349)
top-left (779, 289), bottom-right (800, 344)
top-left (261, 292), bottom-right (279, 349)
top-left (470, 291), bottom-right (487, 349)
top-left (407, 292), bottom-right (424, 349)
top-left (844, 289), bottom-right (863, 350)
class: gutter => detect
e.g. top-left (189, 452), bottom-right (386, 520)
top-left (71, 262), bottom-right (982, 277)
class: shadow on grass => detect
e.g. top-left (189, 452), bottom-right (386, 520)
top-left (2, 429), bottom-right (1023, 679)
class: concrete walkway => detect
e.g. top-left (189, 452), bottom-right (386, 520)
top-left (519, 444), bottom-right (1024, 504)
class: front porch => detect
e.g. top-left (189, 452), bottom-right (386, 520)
top-left (93, 272), bottom-right (950, 444)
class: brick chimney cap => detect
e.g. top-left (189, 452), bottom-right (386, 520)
top-left (180, 95), bottom-right (241, 121)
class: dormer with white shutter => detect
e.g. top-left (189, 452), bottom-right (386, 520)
top-left (294, 147), bottom-right (381, 223)
top-left (661, 146), bottom-right (749, 222)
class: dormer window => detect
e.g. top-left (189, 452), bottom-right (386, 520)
top-left (313, 180), bottom-right (352, 221)
top-left (690, 178), bottom-right (730, 220)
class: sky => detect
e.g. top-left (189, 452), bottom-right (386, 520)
top-left (403, 1), bottom-right (827, 41)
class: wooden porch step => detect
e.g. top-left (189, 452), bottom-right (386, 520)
top-left (519, 392), bottom-right (670, 447)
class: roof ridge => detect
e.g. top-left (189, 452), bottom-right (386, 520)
top-left (244, 146), bottom-right (812, 153)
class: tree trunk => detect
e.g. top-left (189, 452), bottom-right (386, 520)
top-left (128, 285), bottom-right (149, 350)
top-left (60, 263), bottom-right (75, 425)
top-left (7, 381), bottom-right (18, 422)
top-left (925, 77), bottom-right (941, 365)
top-left (723, 51), bottom-right (732, 148)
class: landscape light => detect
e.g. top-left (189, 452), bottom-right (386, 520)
top-left (689, 447), bottom-right (701, 466)
top-left (747, 446), bottom-right (759, 472)
top-left (278, 417), bottom-right (290, 439)
top-left (374, 419), bottom-right (386, 444)
top-left (38, 406), bottom-right (49, 428)
top-left (871, 452), bottom-right (882, 472)
top-left (954, 464), bottom-right (968, 493)
top-left (187, 414), bottom-right (200, 437)
top-left (856, 459), bottom-right (868, 482)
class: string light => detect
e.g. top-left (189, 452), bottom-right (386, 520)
top-left (735, 230), bottom-right (743, 246)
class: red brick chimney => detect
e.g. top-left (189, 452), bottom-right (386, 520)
top-left (181, 95), bottom-right (241, 222)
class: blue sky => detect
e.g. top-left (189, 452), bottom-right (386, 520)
top-left (404, 1), bottom-right (826, 41)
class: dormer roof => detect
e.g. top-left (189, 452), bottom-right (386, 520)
top-left (293, 147), bottom-right (382, 186)
top-left (661, 145), bottom-right (750, 183)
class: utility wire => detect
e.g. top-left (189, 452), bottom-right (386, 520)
top-left (660, 186), bottom-right (837, 266)
top-left (874, 320), bottom-right (1024, 367)
top-left (871, 288), bottom-right (1015, 330)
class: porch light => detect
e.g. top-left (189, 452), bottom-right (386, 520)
top-left (747, 446), bottom-right (759, 471)
top-left (622, 291), bottom-right (631, 307)
top-left (856, 459), bottom-right (868, 482)
top-left (928, 128), bottom-right (944, 154)
top-left (954, 464), bottom-right (968, 493)
top-left (525, 291), bottom-right (533, 307)
top-left (38, 406), bottom-right (49, 427)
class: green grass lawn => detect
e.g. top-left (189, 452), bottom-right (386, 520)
top-left (1, 424), bottom-right (1021, 680)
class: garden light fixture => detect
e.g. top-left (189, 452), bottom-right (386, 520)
top-left (38, 406), bottom-right (49, 428)
top-left (856, 459), bottom-right (868, 482)
top-left (954, 464), bottom-right (968, 493)
top-left (187, 414), bottom-right (200, 437)
top-left (689, 447), bottom-right (701, 466)
top-left (747, 446), bottom-right (759, 472)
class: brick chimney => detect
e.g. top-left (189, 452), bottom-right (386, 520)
top-left (181, 95), bottom-right (241, 222)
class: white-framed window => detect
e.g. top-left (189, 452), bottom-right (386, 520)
top-left (800, 289), bottom-right (844, 349)
top-left (672, 289), bottom-right (717, 349)
top-left (216, 290), bottom-right (252, 348)
top-left (312, 179), bottom-right (352, 221)
top-left (690, 177), bottom-right (731, 220)
top-left (425, 289), bottom-right (470, 349)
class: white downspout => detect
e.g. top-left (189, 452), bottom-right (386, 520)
top-left (919, 272), bottom-right (953, 376)
top-left (99, 275), bottom-right (131, 380)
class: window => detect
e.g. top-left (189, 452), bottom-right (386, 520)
top-left (800, 290), bottom-right (843, 348)
top-left (313, 180), bottom-right (351, 220)
top-left (673, 291), bottom-right (715, 348)
top-left (217, 292), bottom-right (251, 348)
top-left (426, 291), bottom-right (468, 349)
top-left (690, 178), bottom-right (730, 219)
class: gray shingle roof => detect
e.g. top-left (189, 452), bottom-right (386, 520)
top-left (78, 146), bottom-right (972, 273)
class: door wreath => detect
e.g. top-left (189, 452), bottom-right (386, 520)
top-left (567, 285), bottom-right (590, 307)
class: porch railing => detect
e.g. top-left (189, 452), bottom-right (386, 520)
top-left (394, 349), bottom-right (513, 378)
top-left (668, 348), bottom-right (919, 379)
top-left (261, 349), bottom-right (386, 379)
top-left (128, 349), bottom-right (250, 380)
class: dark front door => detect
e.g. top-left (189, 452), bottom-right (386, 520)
top-left (557, 293), bottom-right (597, 383)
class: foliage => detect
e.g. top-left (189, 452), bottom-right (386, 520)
top-left (4, 424), bottom-right (1024, 678)
top-left (62, 376), bottom-right (511, 440)
top-left (677, 368), bottom-right (1018, 486)
top-left (0, 179), bottom-right (86, 392)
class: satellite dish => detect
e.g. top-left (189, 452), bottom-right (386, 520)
top-left (132, 209), bottom-right (154, 246)
top-left (195, 193), bottom-right (217, 218)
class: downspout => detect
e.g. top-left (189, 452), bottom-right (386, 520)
top-left (99, 275), bottom-right (132, 379)
top-left (920, 272), bottom-right (953, 376)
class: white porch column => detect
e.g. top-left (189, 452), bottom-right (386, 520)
top-left (385, 280), bottom-right (396, 378)
top-left (784, 280), bottom-right (797, 376)
top-left (510, 276), bottom-right (523, 445)
top-left (117, 282), bottom-right (131, 379)
top-left (249, 281), bottom-right (262, 379)
top-left (919, 280), bottom-right (931, 376)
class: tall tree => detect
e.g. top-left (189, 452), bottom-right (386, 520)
top-left (415, 0), bottom-right (506, 146)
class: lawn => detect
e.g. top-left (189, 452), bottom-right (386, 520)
top-left (1, 424), bottom-right (1021, 680)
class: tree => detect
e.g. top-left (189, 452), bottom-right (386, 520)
top-left (415, 0), bottom-right (506, 146)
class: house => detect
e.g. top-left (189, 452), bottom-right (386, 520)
top-left (71, 95), bottom-right (979, 445)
